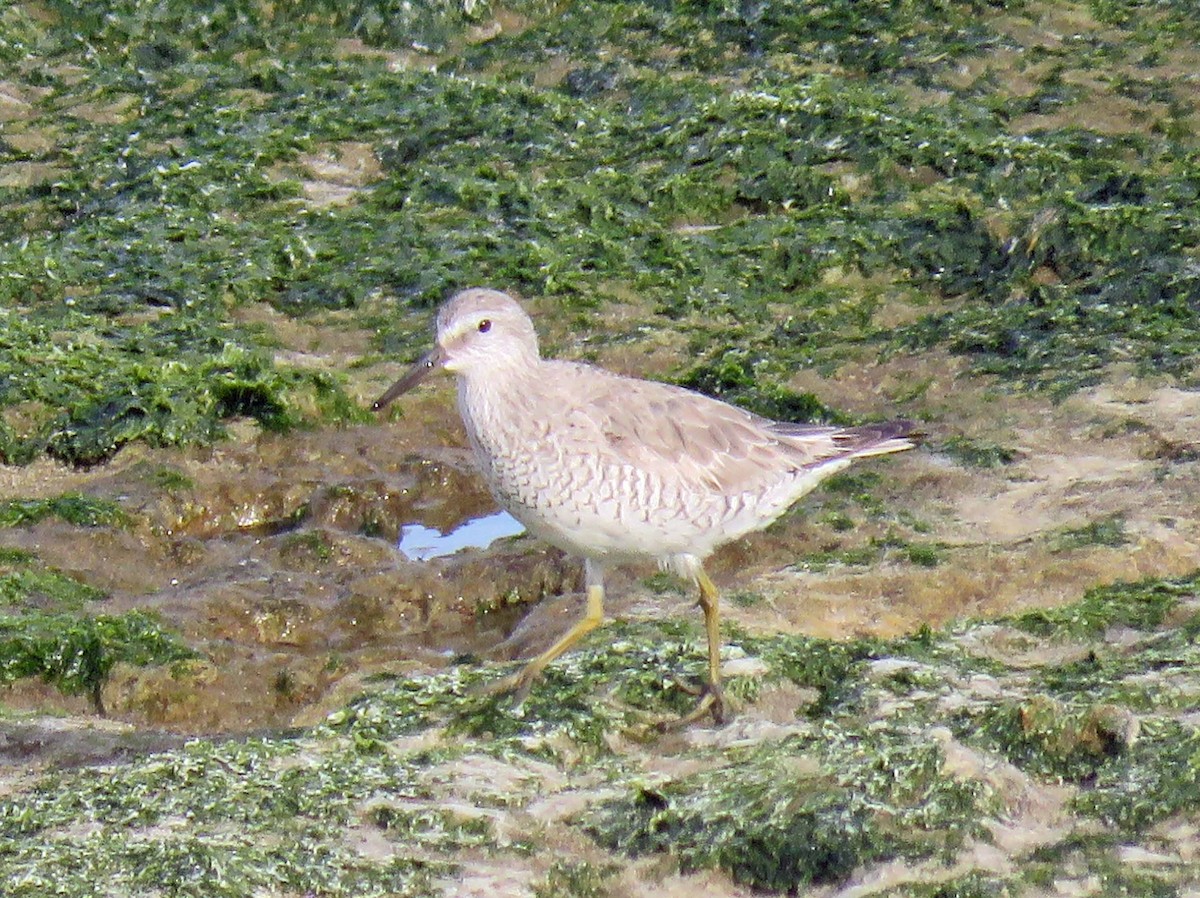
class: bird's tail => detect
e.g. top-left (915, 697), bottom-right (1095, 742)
top-left (833, 419), bottom-right (917, 460)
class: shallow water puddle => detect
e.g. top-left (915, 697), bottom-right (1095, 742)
top-left (398, 509), bottom-right (526, 561)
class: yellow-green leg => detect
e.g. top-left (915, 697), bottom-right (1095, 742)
top-left (663, 565), bottom-right (727, 728)
top-left (490, 560), bottom-right (607, 705)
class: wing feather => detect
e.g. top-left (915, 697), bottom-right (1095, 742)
top-left (541, 362), bottom-right (910, 497)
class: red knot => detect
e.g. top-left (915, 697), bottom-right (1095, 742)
top-left (375, 288), bottom-right (913, 726)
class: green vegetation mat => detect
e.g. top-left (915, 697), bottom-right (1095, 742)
top-left (0, 569), bottom-right (1196, 895)
top-left (4, 0), bottom-right (1200, 462)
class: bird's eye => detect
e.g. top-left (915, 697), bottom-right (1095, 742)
top-left (477, 319), bottom-right (492, 333)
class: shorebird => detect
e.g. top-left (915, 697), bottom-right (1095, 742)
top-left (374, 288), bottom-right (913, 725)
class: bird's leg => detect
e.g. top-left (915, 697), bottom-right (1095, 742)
top-left (489, 560), bottom-right (606, 705)
top-left (661, 566), bottom-right (727, 729)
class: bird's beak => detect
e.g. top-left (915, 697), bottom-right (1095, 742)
top-left (372, 346), bottom-right (445, 411)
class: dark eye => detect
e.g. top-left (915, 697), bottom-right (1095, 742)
top-left (477, 319), bottom-right (492, 333)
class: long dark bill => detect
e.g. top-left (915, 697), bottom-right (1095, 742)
top-left (372, 346), bottom-right (445, 411)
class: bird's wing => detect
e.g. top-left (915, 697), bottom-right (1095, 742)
top-left (552, 363), bottom-right (853, 495)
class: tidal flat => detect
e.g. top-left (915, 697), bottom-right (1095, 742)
top-left (1, 1), bottom-right (1200, 895)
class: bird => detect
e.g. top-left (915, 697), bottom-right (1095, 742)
top-left (373, 288), bottom-right (914, 726)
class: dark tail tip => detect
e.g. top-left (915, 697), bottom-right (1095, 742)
top-left (859, 419), bottom-right (920, 443)
top-left (884, 419), bottom-right (921, 442)
top-left (833, 418), bottom-right (921, 456)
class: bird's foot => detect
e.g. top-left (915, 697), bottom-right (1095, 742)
top-left (475, 665), bottom-right (539, 712)
top-left (658, 679), bottom-right (727, 730)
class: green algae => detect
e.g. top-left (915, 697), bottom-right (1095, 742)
top-left (280, 529), bottom-right (336, 564)
top-left (880, 873), bottom-right (1011, 898)
top-left (0, 309), bottom-right (365, 465)
top-left (0, 551), bottom-right (191, 710)
top-left (821, 470), bottom-right (889, 509)
top-left (534, 861), bottom-right (616, 898)
top-left (742, 632), bottom-right (880, 718)
top-left (1020, 830), bottom-right (1192, 897)
top-left (145, 464), bottom-right (195, 493)
top-left (0, 567), bottom-right (106, 608)
top-left (966, 694), bottom-right (1200, 833)
top-left (0, 547), bottom-right (36, 565)
top-left (4, 836), bottom-right (441, 898)
top-left (0, 549), bottom-right (107, 612)
top-left (0, 609), bottom-right (193, 712)
top-left (797, 535), bottom-right (946, 572)
top-left (0, 493), bottom-right (129, 529)
top-left (970, 696), bottom-right (1139, 783)
top-left (1008, 570), bottom-right (1196, 639)
top-left (905, 543), bottom-right (942, 567)
top-left (0, 737), bottom-right (449, 898)
top-left (1048, 514), bottom-right (1130, 553)
top-left (3, 569), bottom-right (1200, 893)
top-left (5, 0), bottom-right (1200, 465)
top-left (640, 570), bottom-right (688, 596)
top-left (586, 726), bottom-right (989, 892)
top-left (947, 570), bottom-right (1200, 835)
top-left (674, 353), bottom-right (847, 425)
top-left (938, 435), bottom-right (1019, 469)
top-left (1043, 622), bottom-right (1200, 714)
top-left (1076, 717), bottom-right (1200, 831)
top-left (327, 620), bottom-right (725, 751)
top-left (728, 589), bottom-right (766, 608)
top-left (333, 617), bottom-right (939, 746)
